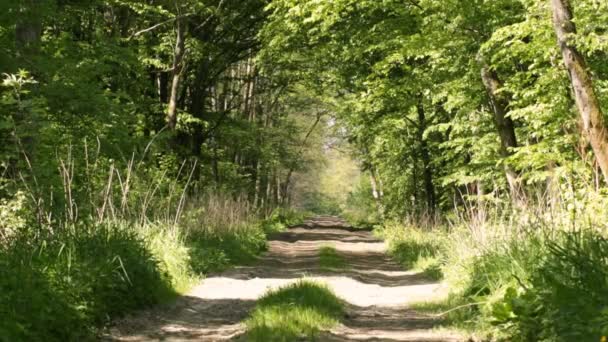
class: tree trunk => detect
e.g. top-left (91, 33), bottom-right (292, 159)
top-left (370, 171), bottom-right (380, 201)
top-left (416, 100), bottom-right (437, 214)
top-left (476, 180), bottom-right (486, 224)
top-left (369, 166), bottom-right (385, 217)
top-left (13, 1), bottom-right (42, 163)
top-left (253, 162), bottom-right (262, 208)
top-left (275, 172), bottom-right (282, 206)
top-left (16, 0), bottom-right (42, 54)
top-left (480, 64), bottom-right (525, 202)
top-left (282, 113), bottom-right (323, 203)
top-left (551, 0), bottom-right (608, 183)
top-left (167, 15), bottom-right (186, 130)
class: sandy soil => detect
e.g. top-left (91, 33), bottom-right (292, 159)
top-left (108, 216), bottom-right (464, 341)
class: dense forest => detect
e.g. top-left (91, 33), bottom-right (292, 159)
top-left (2, 0), bottom-right (608, 341)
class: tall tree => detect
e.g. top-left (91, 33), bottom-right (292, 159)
top-left (479, 62), bottom-right (524, 201)
top-left (167, 6), bottom-right (186, 130)
top-left (551, 0), bottom-right (608, 182)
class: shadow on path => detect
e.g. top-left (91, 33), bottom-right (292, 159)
top-left (109, 217), bottom-right (461, 341)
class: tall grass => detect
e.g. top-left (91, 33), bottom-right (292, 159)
top-left (378, 223), bottom-right (445, 280)
top-left (0, 145), bottom-right (298, 340)
top-left (0, 222), bottom-right (177, 341)
top-left (182, 193), bottom-right (256, 234)
top-left (380, 188), bottom-right (608, 340)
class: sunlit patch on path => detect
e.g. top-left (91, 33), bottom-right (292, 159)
top-left (109, 216), bottom-right (463, 341)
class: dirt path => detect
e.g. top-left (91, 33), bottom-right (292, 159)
top-left (110, 217), bottom-right (463, 341)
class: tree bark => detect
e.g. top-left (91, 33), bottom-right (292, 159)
top-left (480, 64), bottom-right (525, 202)
top-left (281, 112), bottom-right (323, 202)
top-left (551, 0), bottom-right (608, 183)
top-left (253, 161), bottom-right (262, 208)
top-left (16, 0), bottom-right (42, 54)
top-left (13, 0), bottom-right (42, 162)
top-left (167, 14), bottom-right (186, 130)
top-left (370, 170), bottom-right (380, 201)
top-left (416, 100), bottom-right (437, 214)
top-left (369, 166), bottom-right (385, 217)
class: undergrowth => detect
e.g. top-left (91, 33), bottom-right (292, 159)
top-left (379, 196), bottom-right (608, 341)
top-left (0, 151), bottom-right (304, 341)
top-left (245, 280), bottom-right (345, 341)
top-left (378, 223), bottom-right (445, 281)
top-left (0, 223), bottom-right (176, 341)
top-left (0, 205), bottom-right (300, 341)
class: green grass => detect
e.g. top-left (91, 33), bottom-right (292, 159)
top-left (143, 225), bottom-right (199, 294)
top-left (319, 245), bottom-right (349, 271)
top-left (186, 228), bottom-right (267, 275)
top-left (260, 208), bottom-right (309, 233)
top-left (0, 223), bottom-right (178, 341)
top-left (409, 296), bottom-right (484, 334)
top-left (245, 280), bottom-right (345, 342)
top-left (379, 218), bottom-right (608, 341)
top-left (0, 218), bottom-right (271, 341)
top-left (0, 199), bottom-right (310, 341)
top-left (378, 223), bottom-right (445, 280)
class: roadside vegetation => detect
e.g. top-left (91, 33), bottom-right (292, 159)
top-left (245, 280), bottom-right (345, 342)
top-left (0, 162), bottom-right (303, 341)
top-left (378, 194), bottom-right (608, 341)
top-left (378, 223), bottom-right (444, 281)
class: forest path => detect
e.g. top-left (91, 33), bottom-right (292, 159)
top-left (110, 217), bottom-right (463, 341)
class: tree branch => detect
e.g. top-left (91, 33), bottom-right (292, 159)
top-left (129, 14), bottom-right (194, 40)
top-left (194, 0), bottom-right (227, 32)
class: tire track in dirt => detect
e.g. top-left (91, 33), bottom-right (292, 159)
top-left (109, 216), bottom-right (463, 341)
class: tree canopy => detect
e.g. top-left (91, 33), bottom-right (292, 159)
top-left (2, 0), bottom-right (608, 340)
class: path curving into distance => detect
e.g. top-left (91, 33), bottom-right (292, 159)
top-left (109, 217), bottom-right (463, 341)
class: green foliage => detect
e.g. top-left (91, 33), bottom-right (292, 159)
top-left (0, 146), bottom-right (273, 341)
top-left (0, 224), bottom-right (176, 341)
top-left (3, 0), bottom-right (608, 340)
top-left (187, 228), bottom-right (267, 275)
top-left (342, 175), bottom-right (381, 228)
top-left (260, 207), bottom-right (308, 233)
top-left (141, 225), bottom-right (198, 294)
top-left (493, 231), bottom-right (608, 341)
top-left (261, 2), bottom-right (608, 338)
top-left (297, 192), bottom-right (342, 216)
top-left (245, 280), bottom-right (345, 342)
top-left (0, 191), bottom-right (29, 242)
top-left (383, 205), bottom-right (608, 341)
top-left (0, 208), bottom-right (270, 341)
top-left (261, 0), bottom-right (608, 219)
